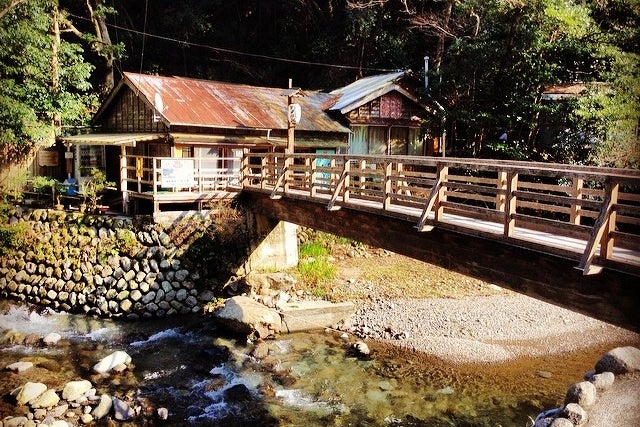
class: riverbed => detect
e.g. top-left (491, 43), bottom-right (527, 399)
top-left (0, 300), bottom-right (637, 426)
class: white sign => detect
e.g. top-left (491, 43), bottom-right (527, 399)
top-left (160, 159), bottom-right (194, 188)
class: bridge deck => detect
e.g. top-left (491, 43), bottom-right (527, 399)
top-left (242, 153), bottom-right (640, 277)
top-left (253, 186), bottom-right (640, 274)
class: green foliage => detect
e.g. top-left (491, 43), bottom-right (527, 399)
top-left (0, 200), bottom-right (29, 255)
top-left (0, 0), bottom-right (96, 166)
top-left (31, 176), bottom-right (57, 193)
top-left (30, 175), bottom-right (65, 206)
top-left (297, 257), bottom-right (336, 286)
top-left (299, 242), bottom-right (328, 258)
top-left (81, 168), bottom-right (114, 211)
top-left (115, 229), bottom-right (142, 256)
top-left (297, 232), bottom-right (337, 286)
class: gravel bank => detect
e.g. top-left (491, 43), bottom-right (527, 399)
top-left (345, 290), bottom-right (640, 364)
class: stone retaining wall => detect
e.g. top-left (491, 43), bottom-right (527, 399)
top-left (0, 208), bottom-right (216, 319)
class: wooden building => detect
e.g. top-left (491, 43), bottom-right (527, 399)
top-left (60, 72), bottom-right (351, 213)
top-left (326, 71), bottom-right (441, 156)
top-left (57, 71), bottom-right (440, 214)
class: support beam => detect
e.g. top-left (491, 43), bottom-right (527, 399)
top-left (577, 180), bottom-right (618, 275)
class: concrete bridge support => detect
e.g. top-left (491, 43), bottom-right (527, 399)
top-left (246, 215), bottom-right (299, 271)
top-left (244, 193), bottom-right (640, 332)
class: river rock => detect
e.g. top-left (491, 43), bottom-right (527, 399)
top-left (62, 380), bottom-right (92, 401)
top-left (29, 389), bottom-right (60, 408)
top-left (351, 341), bottom-right (370, 357)
top-left (93, 350), bottom-right (132, 373)
top-left (6, 361), bottom-right (34, 373)
top-left (16, 382), bottom-right (48, 405)
top-left (3, 416), bottom-right (29, 427)
top-left (91, 394), bottom-right (112, 419)
top-left (43, 332), bottom-right (62, 345)
top-left (48, 403), bottom-right (69, 418)
top-left (80, 413), bottom-right (94, 424)
top-left (587, 371), bottom-right (615, 391)
top-left (558, 403), bottom-right (587, 425)
top-left (595, 346), bottom-right (640, 375)
top-left (223, 384), bottom-right (253, 403)
top-left (213, 296), bottom-right (281, 339)
top-left (112, 396), bottom-right (134, 421)
top-left (250, 341), bottom-right (270, 359)
top-left (549, 418), bottom-right (574, 427)
top-left (243, 272), bottom-right (297, 294)
top-left (564, 381), bottom-right (596, 408)
top-left (157, 407), bottom-right (169, 420)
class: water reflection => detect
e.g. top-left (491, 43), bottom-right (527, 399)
top-left (0, 300), bottom-right (633, 426)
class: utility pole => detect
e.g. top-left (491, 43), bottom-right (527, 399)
top-left (283, 79), bottom-right (302, 192)
top-left (286, 78), bottom-right (295, 155)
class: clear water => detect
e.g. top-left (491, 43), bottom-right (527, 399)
top-left (0, 300), bottom-right (632, 426)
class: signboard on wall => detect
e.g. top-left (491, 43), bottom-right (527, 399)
top-left (160, 159), bottom-right (194, 188)
top-left (38, 150), bottom-right (59, 167)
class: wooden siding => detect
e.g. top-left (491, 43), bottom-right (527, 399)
top-left (347, 92), bottom-right (422, 125)
top-left (101, 87), bottom-right (168, 133)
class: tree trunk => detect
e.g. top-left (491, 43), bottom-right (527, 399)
top-left (86, 0), bottom-right (114, 94)
top-left (51, 4), bottom-right (61, 128)
top-left (433, 0), bottom-right (455, 72)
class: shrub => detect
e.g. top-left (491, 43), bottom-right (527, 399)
top-left (0, 221), bottom-right (29, 255)
top-left (299, 242), bottom-right (328, 258)
top-left (297, 257), bottom-right (336, 285)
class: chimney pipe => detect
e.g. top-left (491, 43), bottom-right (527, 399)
top-left (424, 55), bottom-right (429, 89)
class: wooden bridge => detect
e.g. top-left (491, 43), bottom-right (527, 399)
top-left (239, 153), bottom-right (640, 331)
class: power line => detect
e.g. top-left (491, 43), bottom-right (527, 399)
top-left (68, 13), bottom-right (399, 73)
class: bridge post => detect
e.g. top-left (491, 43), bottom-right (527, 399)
top-left (570, 178), bottom-right (584, 225)
top-left (600, 181), bottom-right (619, 260)
top-left (496, 171), bottom-right (507, 212)
top-left (383, 161), bottom-right (392, 210)
top-left (504, 171), bottom-right (518, 237)
top-left (260, 156), bottom-right (268, 190)
top-left (435, 163), bottom-right (448, 221)
top-left (310, 157), bottom-right (317, 197)
top-left (343, 160), bottom-right (351, 204)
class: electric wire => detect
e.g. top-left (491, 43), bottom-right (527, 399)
top-left (67, 12), bottom-right (399, 73)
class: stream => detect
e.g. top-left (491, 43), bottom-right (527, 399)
top-left (0, 300), bottom-right (623, 426)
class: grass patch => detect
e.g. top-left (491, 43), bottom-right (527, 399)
top-left (297, 257), bottom-right (336, 285)
top-left (299, 242), bottom-right (328, 258)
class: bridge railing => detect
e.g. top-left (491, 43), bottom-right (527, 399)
top-left (242, 153), bottom-right (640, 275)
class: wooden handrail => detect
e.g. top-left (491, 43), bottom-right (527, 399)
top-left (242, 153), bottom-right (640, 275)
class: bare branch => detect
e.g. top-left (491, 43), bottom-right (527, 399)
top-left (346, 0), bottom-right (389, 10)
top-left (59, 19), bottom-right (84, 39)
top-left (0, 0), bottom-right (28, 20)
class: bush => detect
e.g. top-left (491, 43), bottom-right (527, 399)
top-left (0, 221), bottom-right (29, 255)
top-left (297, 257), bottom-right (336, 285)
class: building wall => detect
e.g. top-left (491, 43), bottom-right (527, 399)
top-left (101, 87), bottom-right (167, 133)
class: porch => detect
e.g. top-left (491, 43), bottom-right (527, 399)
top-left (119, 153), bottom-right (243, 214)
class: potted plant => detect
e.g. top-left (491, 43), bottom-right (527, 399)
top-left (81, 168), bottom-right (115, 213)
top-left (31, 176), bottom-right (65, 209)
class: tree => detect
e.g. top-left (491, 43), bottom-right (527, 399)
top-left (0, 0), bottom-right (96, 176)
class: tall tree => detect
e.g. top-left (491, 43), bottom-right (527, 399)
top-left (0, 0), bottom-right (96, 174)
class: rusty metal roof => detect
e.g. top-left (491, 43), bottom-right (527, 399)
top-left (118, 72), bottom-right (350, 134)
top-left (327, 71), bottom-right (411, 114)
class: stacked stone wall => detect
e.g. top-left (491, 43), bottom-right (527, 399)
top-left (0, 208), bottom-right (215, 320)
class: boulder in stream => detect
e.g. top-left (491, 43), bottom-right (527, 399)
top-left (212, 296), bottom-right (281, 339)
top-left (93, 350), bottom-right (132, 373)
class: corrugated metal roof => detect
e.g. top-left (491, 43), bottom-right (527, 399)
top-left (121, 72), bottom-right (350, 134)
top-left (327, 71), bottom-right (408, 113)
